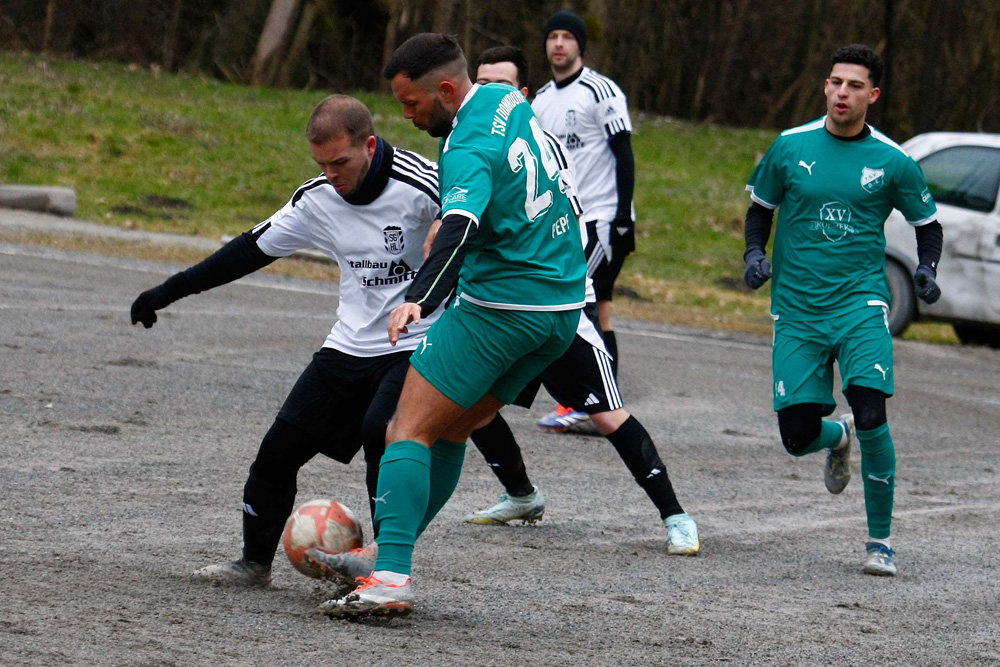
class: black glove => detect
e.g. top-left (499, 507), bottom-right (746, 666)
top-left (913, 264), bottom-right (941, 304)
top-left (130, 273), bottom-right (191, 328)
top-left (610, 215), bottom-right (635, 260)
top-left (743, 247), bottom-right (772, 289)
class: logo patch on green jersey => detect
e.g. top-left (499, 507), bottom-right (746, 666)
top-left (443, 186), bottom-right (468, 206)
top-left (861, 166), bottom-right (885, 193)
top-left (813, 201), bottom-right (856, 242)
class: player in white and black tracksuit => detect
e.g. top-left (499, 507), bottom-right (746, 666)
top-left (532, 11), bottom-right (637, 374)
top-left (130, 96), bottom-right (440, 579)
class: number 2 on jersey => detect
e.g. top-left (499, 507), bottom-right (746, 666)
top-left (507, 118), bottom-right (560, 221)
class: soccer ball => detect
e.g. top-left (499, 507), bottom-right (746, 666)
top-left (282, 499), bottom-right (363, 578)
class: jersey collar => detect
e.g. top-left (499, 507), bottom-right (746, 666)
top-left (554, 65), bottom-right (585, 89)
top-left (823, 116), bottom-right (873, 142)
top-left (452, 83), bottom-right (481, 130)
top-left (340, 136), bottom-right (394, 206)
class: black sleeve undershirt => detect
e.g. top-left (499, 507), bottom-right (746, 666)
top-left (914, 220), bottom-right (943, 271)
top-left (744, 202), bottom-right (775, 255)
top-left (608, 132), bottom-right (635, 220)
top-left (404, 213), bottom-right (478, 316)
top-left (164, 232), bottom-right (277, 301)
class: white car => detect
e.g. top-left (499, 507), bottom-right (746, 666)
top-left (884, 132), bottom-right (1000, 346)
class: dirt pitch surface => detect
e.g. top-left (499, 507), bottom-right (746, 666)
top-left (2, 240), bottom-right (999, 666)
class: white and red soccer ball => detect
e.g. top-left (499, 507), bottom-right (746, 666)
top-left (282, 499), bottom-right (363, 578)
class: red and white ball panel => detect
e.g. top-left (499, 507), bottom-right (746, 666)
top-left (282, 499), bottom-right (363, 578)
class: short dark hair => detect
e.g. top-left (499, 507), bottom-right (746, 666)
top-left (831, 44), bottom-right (883, 87)
top-left (476, 45), bottom-right (529, 90)
top-left (383, 33), bottom-right (466, 81)
top-left (306, 95), bottom-right (374, 145)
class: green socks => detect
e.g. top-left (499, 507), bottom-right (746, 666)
top-left (858, 423), bottom-right (895, 540)
top-left (794, 419), bottom-right (847, 456)
top-left (372, 441), bottom-right (431, 575)
top-left (372, 439), bottom-right (467, 575)
top-left (417, 439), bottom-right (467, 538)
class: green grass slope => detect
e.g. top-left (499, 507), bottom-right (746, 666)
top-left (0, 53), bottom-right (955, 342)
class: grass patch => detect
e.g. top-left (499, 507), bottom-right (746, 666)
top-left (0, 53), bottom-right (956, 344)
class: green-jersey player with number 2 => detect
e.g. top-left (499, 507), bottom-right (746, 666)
top-left (315, 33), bottom-right (585, 619)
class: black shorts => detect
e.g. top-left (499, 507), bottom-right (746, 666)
top-left (585, 219), bottom-right (629, 302)
top-left (275, 347), bottom-right (411, 463)
top-left (513, 302), bottom-right (624, 414)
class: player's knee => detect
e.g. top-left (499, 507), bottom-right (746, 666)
top-left (591, 409), bottom-right (627, 435)
top-left (845, 385), bottom-right (888, 431)
top-left (778, 420), bottom-right (821, 456)
top-left (777, 404), bottom-right (824, 456)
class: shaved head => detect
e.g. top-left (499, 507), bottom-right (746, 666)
top-left (306, 95), bottom-right (375, 146)
top-left (383, 33), bottom-right (468, 86)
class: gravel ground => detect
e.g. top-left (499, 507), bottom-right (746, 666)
top-left (1, 233), bottom-right (999, 666)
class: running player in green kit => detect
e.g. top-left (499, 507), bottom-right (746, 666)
top-left (316, 33), bottom-right (586, 618)
top-left (743, 44), bottom-right (943, 577)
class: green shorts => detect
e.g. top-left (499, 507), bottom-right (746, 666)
top-left (772, 302), bottom-right (894, 413)
top-left (410, 295), bottom-right (579, 409)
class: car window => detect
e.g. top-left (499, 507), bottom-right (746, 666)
top-left (918, 145), bottom-right (1000, 213)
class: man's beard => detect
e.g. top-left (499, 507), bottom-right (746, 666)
top-left (426, 97), bottom-right (454, 138)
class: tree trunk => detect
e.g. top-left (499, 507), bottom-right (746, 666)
top-left (432, 0), bottom-right (455, 33)
top-left (42, 0), bottom-right (57, 53)
top-left (251, 0), bottom-right (303, 86)
top-left (787, 0), bottom-right (825, 126)
top-left (381, 0), bottom-right (402, 90)
top-left (708, 0), bottom-right (752, 115)
top-left (162, 0), bottom-right (184, 71)
top-left (277, 0), bottom-right (318, 87)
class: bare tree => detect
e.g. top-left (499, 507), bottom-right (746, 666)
top-left (42, 0), bottom-right (57, 53)
top-left (251, 0), bottom-right (304, 85)
top-left (162, 0), bottom-right (184, 71)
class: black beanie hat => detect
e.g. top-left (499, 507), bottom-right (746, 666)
top-left (544, 10), bottom-right (587, 55)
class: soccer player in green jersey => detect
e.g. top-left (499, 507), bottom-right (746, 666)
top-left (743, 44), bottom-right (943, 577)
top-left (315, 33), bottom-right (586, 618)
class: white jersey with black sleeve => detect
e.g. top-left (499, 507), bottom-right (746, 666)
top-left (542, 128), bottom-right (596, 305)
top-left (532, 66), bottom-right (634, 225)
top-left (253, 147), bottom-right (442, 356)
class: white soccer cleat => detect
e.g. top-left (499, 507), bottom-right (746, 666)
top-left (315, 573), bottom-right (414, 619)
top-left (464, 486), bottom-right (545, 525)
top-left (303, 542), bottom-right (378, 589)
top-left (665, 512), bottom-right (701, 556)
top-left (193, 558), bottom-right (271, 586)
top-left (825, 413), bottom-right (855, 494)
top-left (862, 542), bottom-right (897, 577)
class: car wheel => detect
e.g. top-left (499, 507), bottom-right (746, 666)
top-left (952, 323), bottom-right (1000, 348)
top-left (885, 259), bottom-right (916, 337)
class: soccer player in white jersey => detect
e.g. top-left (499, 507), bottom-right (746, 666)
top-left (129, 95), bottom-right (441, 586)
top-left (531, 10), bottom-right (638, 434)
top-left (743, 45), bottom-right (943, 576)
top-left (314, 33), bottom-right (586, 620)
top-left (461, 46), bottom-right (699, 557)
